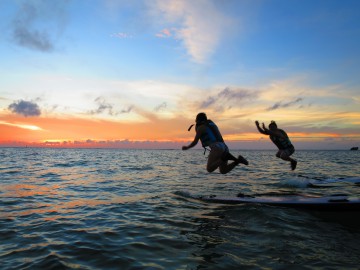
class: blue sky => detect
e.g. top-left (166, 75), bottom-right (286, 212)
top-left (0, 0), bottom-right (359, 149)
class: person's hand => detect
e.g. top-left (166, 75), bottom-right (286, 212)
top-left (255, 120), bottom-right (259, 126)
top-left (262, 123), bottom-right (266, 129)
top-left (182, 146), bottom-right (188, 151)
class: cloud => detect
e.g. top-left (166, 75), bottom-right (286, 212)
top-left (150, 0), bottom-right (231, 63)
top-left (200, 87), bottom-right (258, 110)
top-left (11, 0), bottom-right (69, 52)
top-left (13, 27), bottom-right (53, 52)
top-left (8, 100), bottom-right (41, 117)
top-left (120, 105), bottom-right (134, 114)
top-left (89, 97), bottom-right (115, 115)
top-left (156, 28), bottom-right (172, 38)
top-left (154, 102), bottom-right (167, 112)
top-left (89, 97), bottom-right (135, 116)
top-left (111, 32), bottom-right (132, 39)
top-left (266, 98), bottom-right (303, 111)
top-left (0, 120), bottom-right (43, 131)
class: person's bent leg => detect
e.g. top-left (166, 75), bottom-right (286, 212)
top-left (221, 151), bottom-right (237, 162)
top-left (280, 151), bottom-right (297, 170)
top-left (279, 152), bottom-right (291, 161)
top-left (237, 155), bottom-right (249, 165)
top-left (207, 159), bottom-right (223, 172)
top-left (207, 147), bottom-right (223, 172)
top-left (221, 147), bottom-right (248, 165)
top-left (219, 161), bottom-right (238, 174)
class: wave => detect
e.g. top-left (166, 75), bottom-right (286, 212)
top-left (281, 176), bottom-right (360, 188)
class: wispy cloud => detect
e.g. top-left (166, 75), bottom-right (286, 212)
top-left (199, 87), bottom-right (258, 111)
top-left (120, 105), bottom-right (134, 114)
top-left (8, 100), bottom-right (41, 117)
top-left (11, 0), bottom-right (68, 52)
top-left (150, 0), bottom-right (232, 63)
top-left (0, 120), bottom-right (42, 131)
top-left (89, 97), bottom-right (134, 116)
top-left (155, 28), bottom-right (172, 38)
top-left (154, 102), bottom-right (167, 112)
top-left (111, 32), bottom-right (132, 39)
top-left (266, 98), bottom-right (303, 111)
top-left (89, 97), bottom-right (115, 115)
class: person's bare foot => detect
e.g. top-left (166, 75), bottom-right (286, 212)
top-left (291, 160), bottom-right (297, 170)
top-left (237, 155), bottom-right (249, 165)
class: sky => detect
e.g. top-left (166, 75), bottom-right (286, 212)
top-left (0, 0), bottom-right (359, 149)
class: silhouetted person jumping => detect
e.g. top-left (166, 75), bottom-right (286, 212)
top-left (182, 112), bottom-right (248, 174)
top-left (255, 120), bottom-right (297, 170)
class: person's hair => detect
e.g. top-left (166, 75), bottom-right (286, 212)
top-left (196, 112), bottom-right (207, 123)
top-left (269, 120), bottom-right (277, 129)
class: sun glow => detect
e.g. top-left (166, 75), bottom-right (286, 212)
top-left (0, 121), bottom-right (43, 131)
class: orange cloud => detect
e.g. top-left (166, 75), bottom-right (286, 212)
top-left (0, 113), bottom-right (192, 146)
top-left (0, 120), bottom-right (43, 131)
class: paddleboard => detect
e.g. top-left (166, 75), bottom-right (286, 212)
top-left (176, 191), bottom-right (360, 211)
top-left (308, 177), bottom-right (360, 188)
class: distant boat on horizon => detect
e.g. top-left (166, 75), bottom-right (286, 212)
top-left (350, 147), bottom-right (358, 151)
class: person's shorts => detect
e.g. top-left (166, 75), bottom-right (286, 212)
top-left (278, 146), bottom-right (295, 157)
top-left (209, 142), bottom-right (228, 161)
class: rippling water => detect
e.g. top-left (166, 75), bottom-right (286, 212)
top-left (1, 148), bottom-right (359, 269)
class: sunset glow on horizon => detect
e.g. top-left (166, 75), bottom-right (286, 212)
top-left (1, 0), bottom-right (359, 150)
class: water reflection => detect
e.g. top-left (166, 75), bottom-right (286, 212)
top-left (1, 148), bottom-right (359, 269)
top-left (179, 199), bottom-right (360, 269)
top-left (2, 183), bottom-right (60, 197)
top-left (1, 178), bottom-right (156, 221)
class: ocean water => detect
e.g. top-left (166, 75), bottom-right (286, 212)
top-left (0, 148), bottom-right (359, 270)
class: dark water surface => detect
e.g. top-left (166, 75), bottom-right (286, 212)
top-left (1, 148), bottom-right (359, 269)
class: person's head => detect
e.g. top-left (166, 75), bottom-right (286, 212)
top-left (269, 120), bottom-right (277, 131)
top-left (196, 112), bottom-right (207, 124)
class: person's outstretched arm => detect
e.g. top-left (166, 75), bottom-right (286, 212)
top-left (182, 137), bottom-right (199, 150)
top-left (182, 127), bottom-right (202, 150)
top-left (255, 120), bottom-right (269, 135)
